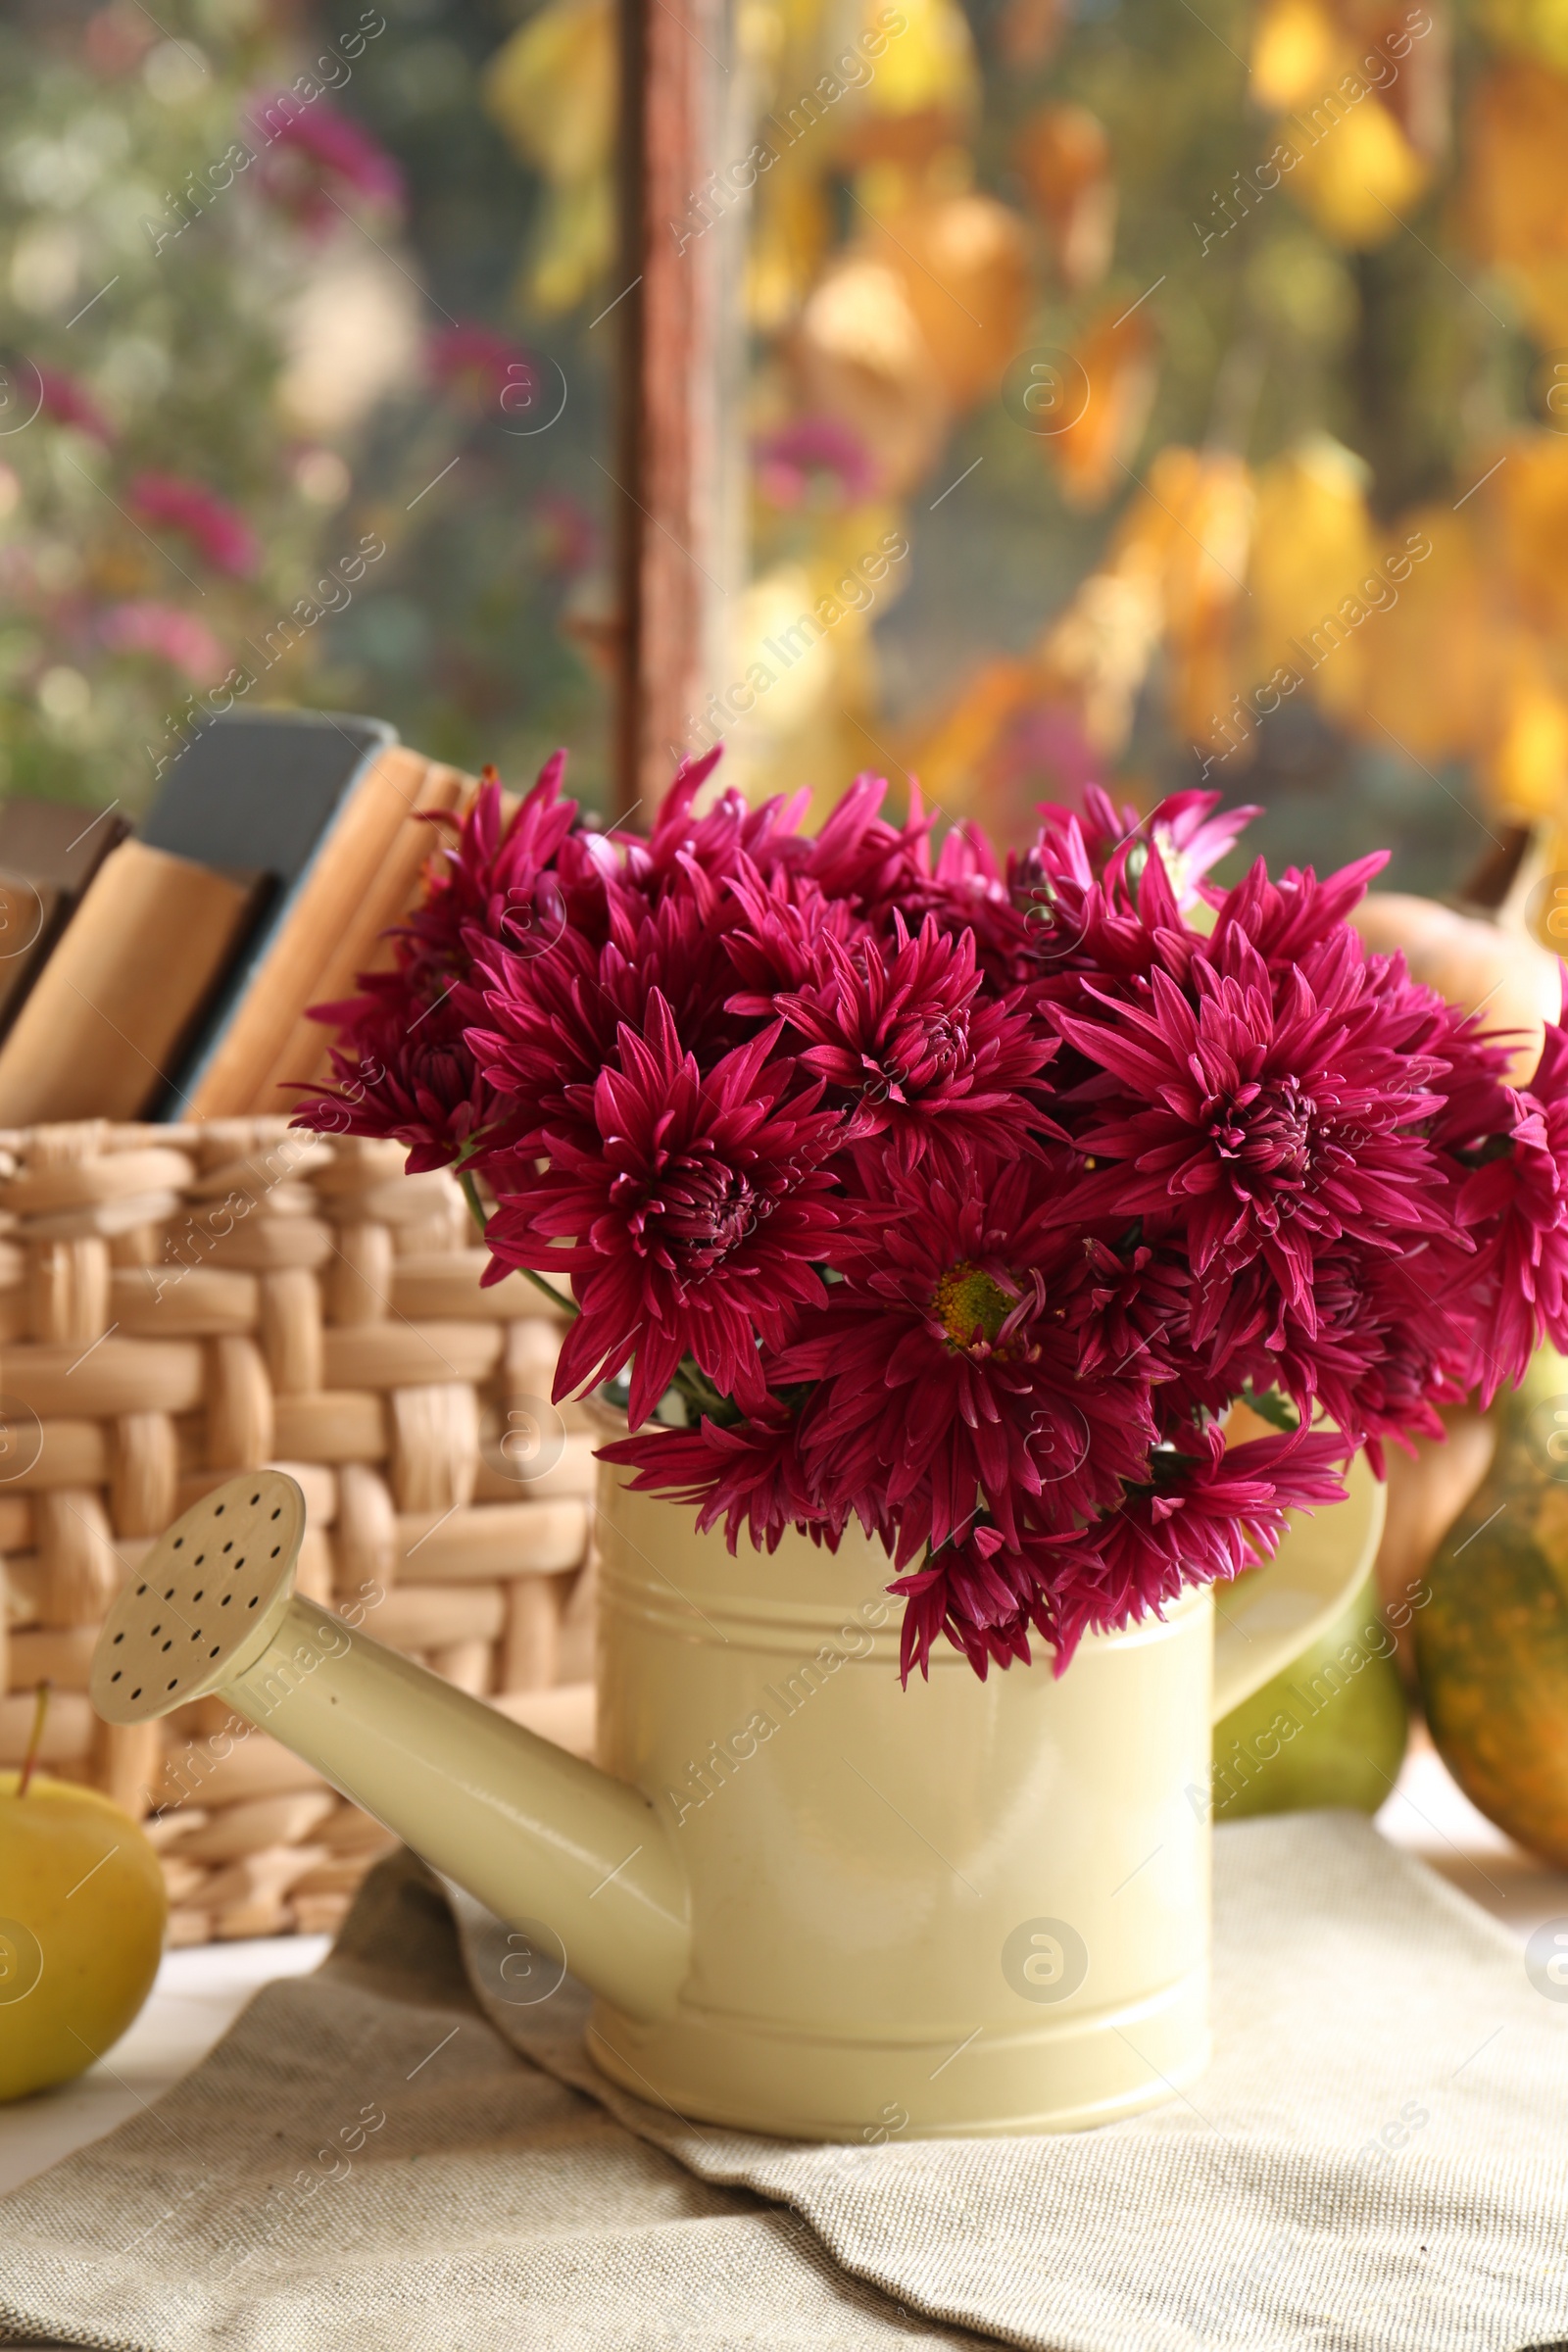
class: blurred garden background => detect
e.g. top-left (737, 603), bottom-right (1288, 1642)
top-left (5, 0), bottom-right (1568, 895)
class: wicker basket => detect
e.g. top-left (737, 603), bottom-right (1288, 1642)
top-left (0, 1116), bottom-right (592, 1944)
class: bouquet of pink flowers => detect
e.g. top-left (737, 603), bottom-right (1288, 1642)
top-left (296, 753), bottom-right (1568, 1680)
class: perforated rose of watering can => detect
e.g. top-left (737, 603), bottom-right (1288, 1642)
top-left (92, 1454), bottom-right (1380, 2139)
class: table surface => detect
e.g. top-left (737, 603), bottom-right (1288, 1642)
top-left (2, 1732), bottom-right (1564, 2210)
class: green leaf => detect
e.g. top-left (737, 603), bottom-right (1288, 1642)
top-left (1238, 1386), bottom-right (1300, 1435)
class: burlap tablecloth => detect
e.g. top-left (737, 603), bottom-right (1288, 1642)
top-left (3, 1813), bottom-right (1567, 2352)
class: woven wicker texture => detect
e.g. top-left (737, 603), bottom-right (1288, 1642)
top-left (0, 1117), bottom-right (591, 1946)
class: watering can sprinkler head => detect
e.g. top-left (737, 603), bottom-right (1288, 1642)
top-left (92, 1470), bottom-right (309, 1719)
top-left (91, 1470), bottom-right (692, 2022)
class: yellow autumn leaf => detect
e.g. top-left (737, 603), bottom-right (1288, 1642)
top-left (523, 179), bottom-right (615, 316)
top-left (792, 253), bottom-right (951, 494)
top-left (1105, 446), bottom-right (1200, 570)
top-left (1483, 661), bottom-right (1568, 819)
top-left (1044, 305), bottom-right (1158, 510)
top-left (1158, 449), bottom-right (1254, 637)
top-left (1246, 435), bottom-right (1374, 693)
top-left (1352, 509), bottom-right (1497, 762)
top-left (483, 0), bottom-right (616, 312)
top-left (1477, 0), bottom-right (1568, 74)
top-left (867, 191), bottom-right (1032, 409)
top-left (859, 0), bottom-right (980, 122)
top-left (1251, 0), bottom-right (1340, 109)
top-left (1013, 104), bottom-right (1116, 288)
top-left (1151, 450), bottom-right (1254, 741)
top-left (1486, 434), bottom-right (1568, 646)
top-left (730, 566), bottom-right (842, 740)
top-left (900, 655), bottom-right (1040, 807)
top-left (749, 157), bottom-right (837, 335)
top-left (1034, 545), bottom-right (1166, 753)
top-left (483, 0), bottom-right (615, 182)
top-left (1285, 91), bottom-right (1432, 246)
top-left (1462, 59), bottom-right (1568, 342)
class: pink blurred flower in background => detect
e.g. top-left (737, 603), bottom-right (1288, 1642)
top-left (36, 368), bottom-right (113, 445)
top-left (755, 416), bottom-right (879, 509)
top-left (427, 322), bottom-right (536, 415)
top-left (972, 704), bottom-right (1102, 845)
top-left (98, 601), bottom-right (227, 682)
top-left (251, 92), bottom-right (404, 231)
top-left (127, 472), bottom-right (260, 578)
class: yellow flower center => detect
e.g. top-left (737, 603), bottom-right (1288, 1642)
top-left (931, 1262), bottom-right (1012, 1349)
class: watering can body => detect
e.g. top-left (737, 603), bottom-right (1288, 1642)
top-left (92, 1452), bottom-right (1383, 2139)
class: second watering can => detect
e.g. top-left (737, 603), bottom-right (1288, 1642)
top-left (92, 1451), bottom-right (1382, 2138)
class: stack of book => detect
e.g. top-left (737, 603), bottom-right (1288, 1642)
top-left (0, 711), bottom-right (470, 1127)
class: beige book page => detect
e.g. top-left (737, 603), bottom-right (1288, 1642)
top-left (0, 840), bottom-right (257, 1124)
top-left (249, 761), bottom-right (470, 1116)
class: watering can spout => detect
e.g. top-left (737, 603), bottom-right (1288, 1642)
top-left (89, 1471), bottom-right (691, 2022)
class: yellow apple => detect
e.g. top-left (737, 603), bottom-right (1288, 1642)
top-left (0, 1771), bottom-right (167, 2103)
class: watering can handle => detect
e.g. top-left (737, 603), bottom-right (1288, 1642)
top-left (1210, 1448), bottom-right (1386, 1722)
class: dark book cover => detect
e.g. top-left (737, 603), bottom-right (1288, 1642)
top-left (137, 709), bottom-right (397, 1119)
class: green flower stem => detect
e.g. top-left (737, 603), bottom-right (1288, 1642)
top-left (669, 1361), bottom-right (738, 1426)
top-left (517, 1265), bottom-right (582, 1318)
top-left (458, 1165), bottom-right (579, 1320)
top-left (458, 1166), bottom-right (487, 1239)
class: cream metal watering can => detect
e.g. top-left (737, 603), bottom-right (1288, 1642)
top-left (92, 1451), bottom-right (1383, 2139)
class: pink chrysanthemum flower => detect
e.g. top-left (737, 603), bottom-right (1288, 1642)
top-left (473, 884), bottom-right (755, 1151)
top-left (890, 1522), bottom-right (1050, 1682)
top-left (486, 994), bottom-right (843, 1426)
top-left (744, 911), bottom-right (1056, 1174)
top-left (1046, 783), bottom-right (1259, 909)
top-left (294, 756), bottom-right (579, 1168)
top-left (406, 757), bottom-right (576, 985)
top-left (1032, 1428), bottom-right (1352, 1665)
top-left (293, 750), bottom-right (1568, 1684)
top-left (1216, 849), bottom-right (1392, 968)
top-left (294, 985), bottom-right (496, 1173)
top-left (770, 1162), bottom-right (1156, 1560)
top-left (600, 1403), bottom-right (842, 1554)
top-left (1143, 789), bottom-right (1258, 906)
top-left (1456, 1007), bottom-right (1568, 1397)
top-left (795, 772), bottom-right (933, 915)
top-left (1053, 926), bottom-right (1444, 1322)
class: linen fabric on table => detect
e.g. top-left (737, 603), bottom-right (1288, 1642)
top-left (3, 1814), bottom-right (1567, 2352)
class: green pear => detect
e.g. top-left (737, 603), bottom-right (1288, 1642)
top-left (1210, 1573), bottom-right (1408, 1821)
